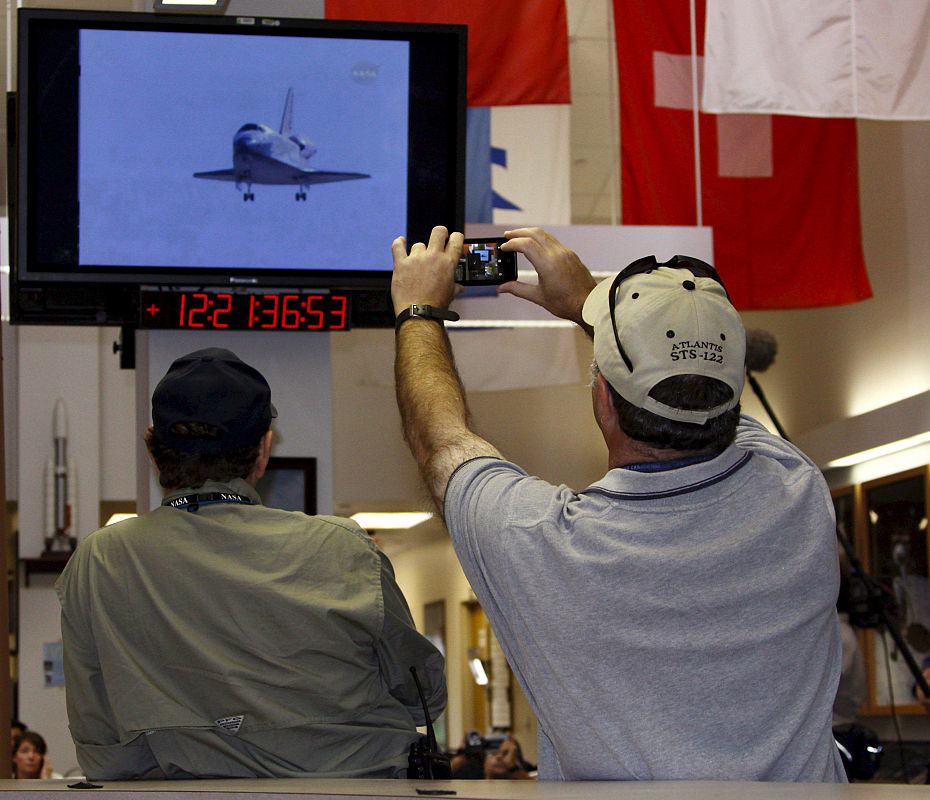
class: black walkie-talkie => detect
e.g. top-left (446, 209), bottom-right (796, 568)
top-left (407, 666), bottom-right (452, 779)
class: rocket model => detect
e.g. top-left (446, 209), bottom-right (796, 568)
top-left (44, 398), bottom-right (77, 554)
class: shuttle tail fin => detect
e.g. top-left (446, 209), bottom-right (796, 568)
top-left (280, 87), bottom-right (294, 136)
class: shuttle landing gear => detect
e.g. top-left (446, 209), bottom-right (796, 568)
top-left (236, 175), bottom-right (255, 201)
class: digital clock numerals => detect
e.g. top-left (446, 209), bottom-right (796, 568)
top-left (325, 295), bottom-right (348, 330)
top-left (142, 290), bottom-right (350, 330)
top-left (179, 292), bottom-right (233, 328)
top-left (247, 293), bottom-right (347, 330)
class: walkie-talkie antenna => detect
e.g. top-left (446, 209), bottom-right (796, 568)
top-left (409, 666), bottom-right (437, 751)
top-left (406, 665), bottom-right (451, 779)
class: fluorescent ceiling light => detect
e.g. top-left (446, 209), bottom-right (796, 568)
top-left (825, 431), bottom-right (930, 469)
top-left (350, 511), bottom-right (433, 530)
top-left (105, 512), bottom-right (138, 526)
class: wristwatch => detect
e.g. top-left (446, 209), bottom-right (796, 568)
top-left (395, 304), bottom-right (460, 332)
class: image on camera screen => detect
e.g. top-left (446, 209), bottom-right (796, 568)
top-left (459, 242), bottom-right (504, 282)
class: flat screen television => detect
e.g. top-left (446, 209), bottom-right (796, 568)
top-left (10, 8), bottom-right (466, 326)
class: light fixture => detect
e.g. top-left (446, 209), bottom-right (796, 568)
top-left (350, 511), bottom-right (433, 530)
top-left (468, 657), bottom-right (489, 686)
top-left (824, 431), bottom-right (930, 469)
top-left (105, 512), bottom-right (138, 526)
top-left (447, 319), bottom-right (575, 329)
top-left (797, 390), bottom-right (930, 470)
top-left (153, 0), bottom-right (230, 13)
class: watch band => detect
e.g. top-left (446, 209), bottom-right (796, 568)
top-left (395, 304), bottom-right (460, 332)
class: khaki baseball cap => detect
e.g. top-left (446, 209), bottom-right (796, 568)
top-left (582, 257), bottom-right (746, 424)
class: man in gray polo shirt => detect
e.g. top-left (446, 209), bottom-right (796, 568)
top-left (57, 348), bottom-right (445, 780)
top-left (391, 226), bottom-right (844, 782)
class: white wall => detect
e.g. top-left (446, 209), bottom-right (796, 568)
top-left (16, 327), bottom-right (102, 775)
top-left (99, 331), bottom-right (137, 501)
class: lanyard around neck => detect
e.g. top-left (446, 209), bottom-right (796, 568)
top-left (163, 491), bottom-right (254, 513)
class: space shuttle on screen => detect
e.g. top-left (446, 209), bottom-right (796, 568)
top-left (193, 87), bottom-right (370, 202)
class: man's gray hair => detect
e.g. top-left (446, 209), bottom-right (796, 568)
top-left (592, 360), bottom-right (740, 453)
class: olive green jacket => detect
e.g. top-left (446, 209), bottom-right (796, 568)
top-left (56, 479), bottom-right (445, 780)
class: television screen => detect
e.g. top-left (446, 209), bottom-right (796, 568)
top-left (12, 9), bottom-right (465, 324)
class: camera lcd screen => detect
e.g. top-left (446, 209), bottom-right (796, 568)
top-left (456, 239), bottom-right (517, 285)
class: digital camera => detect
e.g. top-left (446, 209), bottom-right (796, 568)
top-left (455, 238), bottom-right (518, 285)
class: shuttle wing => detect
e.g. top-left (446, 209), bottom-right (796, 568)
top-left (296, 169), bottom-right (370, 184)
top-left (193, 165), bottom-right (369, 185)
top-left (193, 169), bottom-right (239, 181)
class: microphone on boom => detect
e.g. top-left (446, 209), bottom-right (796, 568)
top-left (743, 329), bottom-right (788, 440)
top-left (745, 328), bottom-right (778, 374)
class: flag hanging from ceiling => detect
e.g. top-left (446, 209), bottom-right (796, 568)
top-left (325, 0), bottom-right (572, 225)
top-left (614, 0), bottom-right (872, 310)
top-left (325, 0), bottom-right (570, 106)
top-left (702, 0), bottom-right (930, 120)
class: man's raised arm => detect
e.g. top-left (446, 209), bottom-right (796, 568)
top-left (391, 226), bottom-right (501, 511)
top-left (391, 225), bottom-right (598, 509)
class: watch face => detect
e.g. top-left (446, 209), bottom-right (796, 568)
top-left (396, 303), bottom-right (458, 331)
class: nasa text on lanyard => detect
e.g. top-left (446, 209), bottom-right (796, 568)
top-left (163, 492), bottom-right (254, 513)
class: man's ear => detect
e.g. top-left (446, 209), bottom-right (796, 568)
top-left (250, 429), bottom-right (274, 482)
top-left (144, 426), bottom-right (159, 469)
top-left (594, 372), bottom-right (619, 426)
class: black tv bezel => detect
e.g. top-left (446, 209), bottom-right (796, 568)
top-left (11, 8), bottom-right (466, 324)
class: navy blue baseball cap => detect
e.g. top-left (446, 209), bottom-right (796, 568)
top-left (152, 348), bottom-right (276, 454)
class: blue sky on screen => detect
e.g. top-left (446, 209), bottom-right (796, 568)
top-left (78, 29), bottom-right (408, 272)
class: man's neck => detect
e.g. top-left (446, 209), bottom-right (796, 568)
top-left (607, 435), bottom-right (715, 470)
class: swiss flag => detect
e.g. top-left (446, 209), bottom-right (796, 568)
top-left (324, 0), bottom-right (570, 107)
top-left (614, 0), bottom-right (872, 309)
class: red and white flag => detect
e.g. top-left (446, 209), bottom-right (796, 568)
top-left (325, 0), bottom-right (571, 225)
top-left (326, 0), bottom-right (570, 107)
top-left (702, 0), bottom-right (930, 120)
top-left (614, 0), bottom-right (872, 310)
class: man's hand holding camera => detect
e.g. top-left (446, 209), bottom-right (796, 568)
top-left (391, 226), bottom-right (463, 316)
top-left (390, 225), bottom-right (597, 333)
top-left (499, 226), bottom-right (596, 334)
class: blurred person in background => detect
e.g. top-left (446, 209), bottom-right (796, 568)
top-left (12, 731), bottom-right (60, 779)
top-left (483, 735), bottom-right (535, 780)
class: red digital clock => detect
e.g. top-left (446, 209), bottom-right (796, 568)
top-left (138, 290), bottom-right (351, 331)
